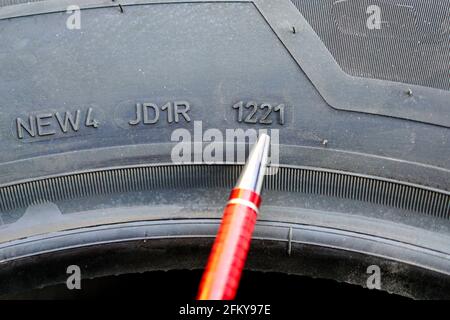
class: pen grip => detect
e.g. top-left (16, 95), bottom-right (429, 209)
top-left (197, 202), bottom-right (258, 300)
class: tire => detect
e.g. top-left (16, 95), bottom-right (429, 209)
top-left (0, 0), bottom-right (449, 299)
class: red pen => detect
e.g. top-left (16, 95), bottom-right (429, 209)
top-left (197, 133), bottom-right (271, 300)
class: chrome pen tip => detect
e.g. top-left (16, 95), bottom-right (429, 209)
top-left (235, 133), bottom-right (271, 194)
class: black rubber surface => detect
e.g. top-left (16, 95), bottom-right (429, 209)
top-left (4, 270), bottom-right (408, 300)
top-left (0, 0), bottom-right (44, 6)
top-left (1, 221), bottom-right (449, 299)
top-left (292, 0), bottom-right (450, 91)
top-left (0, 0), bottom-right (449, 298)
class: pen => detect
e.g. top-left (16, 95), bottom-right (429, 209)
top-left (197, 133), bottom-right (271, 300)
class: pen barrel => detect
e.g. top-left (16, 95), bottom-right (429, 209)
top-left (197, 189), bottom-right (261, 300)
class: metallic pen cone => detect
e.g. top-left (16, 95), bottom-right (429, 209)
top-left (235, 133), bottom-right (271, 194)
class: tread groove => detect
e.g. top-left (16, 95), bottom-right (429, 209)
top-left (0, 164), bottom-right (448, 219)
